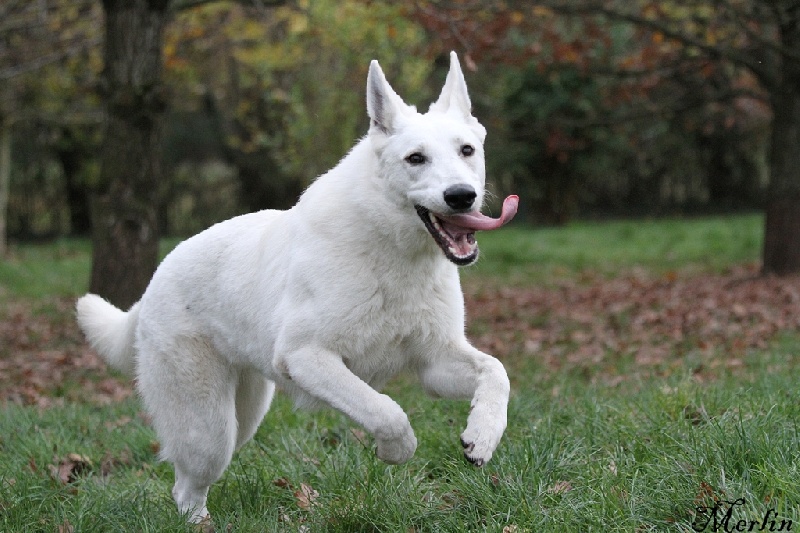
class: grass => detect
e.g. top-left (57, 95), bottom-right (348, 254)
top-left (0, 239), bottom-right (92, 299)
top-left (2, 346), bottom-right (798, 532)
top-left (466, 213), bottom-right (764, 284)
top-left (2, 213), bottom-right (798, 532)
top-left (0, 239), bottom-right (179, 300)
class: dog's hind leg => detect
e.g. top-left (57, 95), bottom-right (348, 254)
top-left (234, 371), bottom-right (275, 450)
top-left (137, 336), bottom-right (238, 524)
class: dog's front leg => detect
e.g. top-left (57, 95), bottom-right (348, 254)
top-left (419, 343), bottom-right (509, 466)
top-left (275, 346), bottom-right (417, 464)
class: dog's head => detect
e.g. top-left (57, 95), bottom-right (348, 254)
top-left (366, 52), bottom-right (517, 266)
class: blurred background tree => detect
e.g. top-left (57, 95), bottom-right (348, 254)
top-left (414, 0), bottom-right (797, 273)
top-left (0, 0), bottom-right (102, 256)
top-left (160, 0), bottom-right (430, 226)
top-left (1, 0), bottom-right (798, 296)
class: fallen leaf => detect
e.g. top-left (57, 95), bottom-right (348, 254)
top-left (272, 477), bottom-right (291, 488)
top-left (49, 453), bottom-right (92, 485)
top-left (694, 480), bottom-right (724, 505)
top-left (547, 480), bottom-right (573, 494)
top-left (194, 515), bottom-right (215, 533)
top-left (294, 483), bottom-right (319, 510)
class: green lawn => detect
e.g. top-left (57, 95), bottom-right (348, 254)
top-left (466, 214), bottom-right (763, 284)
top-left (2, 214), bottom-right (798, 532)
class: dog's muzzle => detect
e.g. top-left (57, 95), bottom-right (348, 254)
top-left (415, 195), bottom-right (520, 266)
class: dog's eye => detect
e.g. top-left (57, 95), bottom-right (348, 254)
top-left (405, 152), bottom-right (427, 165)
top-left (460, 144), bottom-right (475, 157)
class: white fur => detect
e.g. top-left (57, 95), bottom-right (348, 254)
top-left (76, 294), bottom-right (140, 375)
top-left (76, 52), bottom-right (509, 524)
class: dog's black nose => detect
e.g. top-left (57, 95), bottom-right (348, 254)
top-left (443, 184), bottom-right (477, 210)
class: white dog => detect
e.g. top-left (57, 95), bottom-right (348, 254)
top-left (77, 52), bottom-right (518, 523)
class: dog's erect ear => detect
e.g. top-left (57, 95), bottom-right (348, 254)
top-left (429, 52), bottom-right (486, 140)
top-left (429, 52), bottom-right (473, 119)
top-left (367, 60), bottom-right (407, 136)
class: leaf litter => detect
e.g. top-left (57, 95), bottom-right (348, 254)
top-left (0, 297), bottom-right (132, 407)
top-left (49, 453), bottom-right (92, 485)
top-left (465, 263), bottom-right (800, 382)
top-left (1, 263), bottom-right (799, 407)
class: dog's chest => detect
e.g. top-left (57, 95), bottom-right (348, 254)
top-left (327, 273), bottom-right (461, 383)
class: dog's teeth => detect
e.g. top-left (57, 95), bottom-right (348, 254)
top-left (420, 208), bottom-right (478, 264)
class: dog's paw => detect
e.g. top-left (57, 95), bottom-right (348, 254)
top-left (460, 434), bottom-right (492, 467)
top-left (460, 412), bottom-right (506, 467)
top-left (376, 430), bottom-right (417, 464)
top-left (374, 412), bottom-right (417, 464)
top-left (459, 392), bottom-right (509, 467)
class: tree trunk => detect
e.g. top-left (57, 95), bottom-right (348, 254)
top-left (762, 88), bottom-right (800, 275)
top-left (89, 0), bottom-right (169, 308)
top-left (0, 116), bottom-right (10, 258)
top-left (762, 8), bottom-right (800, 276)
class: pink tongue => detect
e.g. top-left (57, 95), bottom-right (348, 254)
top-left (439, 195), bottom-right (519, 231)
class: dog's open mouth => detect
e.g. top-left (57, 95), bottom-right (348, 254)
top-left (415, 195), bottom-right (519, 266)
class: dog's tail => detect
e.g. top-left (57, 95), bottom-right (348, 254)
top-left (76, 294), bottom-right (140, 376)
